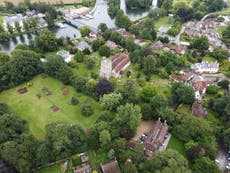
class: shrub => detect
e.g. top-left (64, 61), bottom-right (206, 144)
top-left (206, 85), bottom-right (219, 94)
top-left (71, 96), bottom-right (79, 105)
top-left (81, 102), bottom-right (94, 116)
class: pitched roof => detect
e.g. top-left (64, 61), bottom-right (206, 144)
top-left (170, 72), bottom-right (194, 83)
top-left (111, 53), bottom-right (130, 73)
top-left (73, 163), bottom-right (92, 173)
top-left (101, 158), bottom-right (121, 173)
top-left (192, 80), bottom-right (213, 92)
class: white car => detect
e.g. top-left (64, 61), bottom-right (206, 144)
top-left (226, 165), bottom-right (230, 170)
top-left (215, 159), bottom-right (220, 164)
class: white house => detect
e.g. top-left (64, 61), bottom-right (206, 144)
top-left (191, 61), bottom-right (219, 73)
top-left (99, 53), bottom-right (130, 79)
top-left (57, 50), bottom-right (74, 63)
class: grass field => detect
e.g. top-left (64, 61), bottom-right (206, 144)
top-left (167, 135), bottom-right (186, 157)
top-left (173, 0), bottom-right (195, 6)
top-left (0, 74), bottom-right (102, 139)
top-left (0, 16), bottom-right (3, 25)
top-left (155, 17), bottom-right (170, 30)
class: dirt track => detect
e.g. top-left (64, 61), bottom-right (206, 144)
top-left (0, 0), bottom-right (82, 6)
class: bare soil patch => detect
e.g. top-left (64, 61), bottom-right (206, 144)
top-left (62, 86), bottom-right (69, 96)
top-left (50, 105), bottom-right (59, 112)
top-left (42, 87), bottom-right (52, 96)
top-left (132, 120), bottom-right (155, 141)
top-left (18, 88), bottom-right (28, 94)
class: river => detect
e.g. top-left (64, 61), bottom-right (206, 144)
top-left (0, 0), bottom-right (158, 53)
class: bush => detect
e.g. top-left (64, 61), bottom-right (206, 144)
top-left (71, 96), bottom-right (79, 105)
top-left (206, 85), bottom-right (219, 94)
top-left (81, 102), bottom-right (94, 116)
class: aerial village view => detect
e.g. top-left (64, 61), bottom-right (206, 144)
top-left (0, 0), bottom-right (230, 172)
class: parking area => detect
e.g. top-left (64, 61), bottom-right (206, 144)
top-left (131, 121), bottom-right (155, 141)
top-left (215, 147), bottom-right (230, 172)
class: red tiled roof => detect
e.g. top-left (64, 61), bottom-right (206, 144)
top-left (170, 73), bottom-right (193, 83)
top-left (192, 81), bottom-right (213, 91)
top-left (112, 53), bottom-right (130, 73)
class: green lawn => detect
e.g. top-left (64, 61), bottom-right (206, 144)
top-left (203, 56), bottom-right (216, 62)
top-left (176, 104), bottom-right (191, 114)
top-left (0, 75), bottom-right (102, 139)
top-left (0, 16), bottom-right (2, 25)
top-left (155, 17), bottom-right (170, 30)
top-left (167, 135), bottom-right (186, 157)
top-left (36, 164), bottom-right (61, 173)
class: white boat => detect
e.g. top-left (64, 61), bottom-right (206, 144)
top-left (85, 14), bottom-right (94, 19)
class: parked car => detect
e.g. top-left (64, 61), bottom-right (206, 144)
top-left (215, 159), bottom-right (220, 164)
top-left (226, 165), bottom-right (230, 170)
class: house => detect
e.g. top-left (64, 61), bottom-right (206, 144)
top-left (184, 27), bottom-right (200, 37)
top-left (60, 7), bottom-right (90, 19)
top-left (150, 41), bottom-right (164, 51)
top-left (191, 61), bottom-right (219, 73)
top-left (169, 72), bottom-right (194, 84)
top-left (77, 41), bottom-right (90, 51)
top-left (72, 163), bottom-right (92, 173)
top-left (166, 44), bottom-right (187, 55)
top-left (135, 38), bottom-right (148, 46)
top-left (89, 31), bottom-right (98, 41)
top-left (192, 102), bottom-right (207, 118)
top-left (100, 158), bottom-right (121, 173)
top-left (99, 53), bottom-right (130, 79)
top-left (57, 50), bottom-right (74, 63)
top-left (111, 28), bottom-right (134, 38)
top-left (192, 80), bottom-right (213, 100)
top-left (105, 40), bottom-right (118, 50)
top-left (80, 153), bottom-right (88, 163)
top-left (144, 118), bottom-right (169, 157)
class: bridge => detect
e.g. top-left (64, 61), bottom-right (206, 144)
top-left (64, 17), bottom-right (98, 33)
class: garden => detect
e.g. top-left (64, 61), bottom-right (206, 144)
top-left (0, 74), bottom-right (102, 139)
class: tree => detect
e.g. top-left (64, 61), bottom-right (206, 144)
top-left (99, 130), bottom-right (111, 149)
top-left (0, 52), bottom-right (9, 65)
top-left (0, 113), bottom-right (28, 144)
top-left (222, 24), bottom-right (230, 47)
top-left (74, 51), bottom-right (84, 62)
top-left (143, 149), bottom-right (191, 173)
top-left (115, 103), bottom-right (142, 139)
top-left (223, 128), bottom-right (230, 150)
top-left (206, 85), bottom-right (219, 94)
top-left (45, 123), bottom-right (87, 161)
top-left (115, 10), bottom-right (132, 30)
top-left (96, 79), bottom-right (114, 96)
top-left (190, 36), bottom-right (209, 51)
top-left (84, 56), bottom-right (95, 69)
top-left (6, 23), bottom-right (13, 34)
top-left (150, 94), bottom-right (169, 111)
top-left (172, 82), bottom-right (195, 105)
top-left (217, 80), bottom-right (229, 90)
top-left (99, 45), bottom-right (111, 57)
top-left (210, 48), bottom-right (229, 61)
top-left (192, 157), bottom-right (220, 173)
top-left (98, 23), bottom-right (108, 32)
top-left (162, 0), bottom-right (173, 13)
top-left (142, 55), bottom-right (157, 75)
top-left (23, 20), bottom-right (30, 31)
top-left (71, 96), bottom-right (79, 105)
top-left (0, 134), bottom-right (37, 173)
top-left (100, 92), bottom-right (123, 111)
top-left (81, 102), bottom-right (94, 116)
top-left (121, 80), bottom-right (138, 103)
top-left (14, 21), bottom-right (21, 33)
top-left (91, 40), bottom-right (101, 52)
top-left (80, 26), bottom-right (91, 37)
top-left (125, 38), bottom-right (137, 52)
top-left (36, 29), bottom-right (57, 52)
top-left (139, 85), bottom-right (156, 102)
top-left (124, 163), bottom-right (138, 173)
top-left (45, 12), bottom-right (54, 28)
